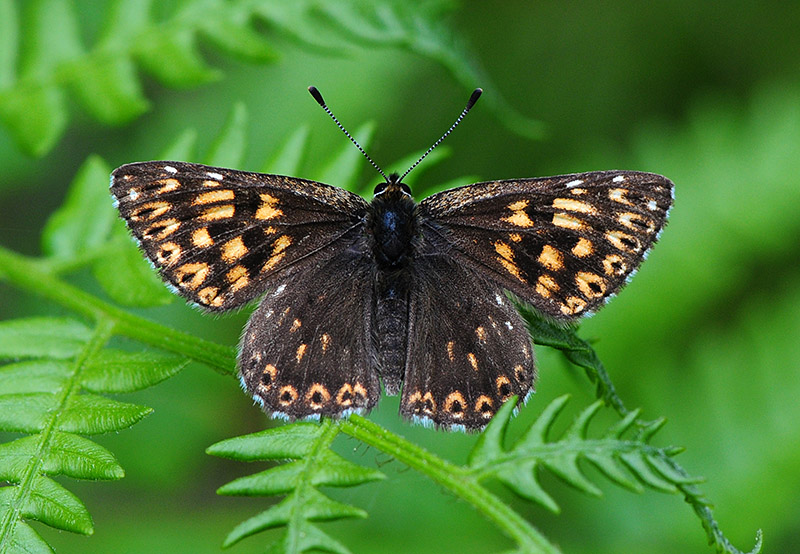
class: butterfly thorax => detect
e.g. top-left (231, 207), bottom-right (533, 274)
top-left (368, 176), bottom-right (418, 270)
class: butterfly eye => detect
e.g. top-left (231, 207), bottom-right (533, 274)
top-left (400, 183), bottom-right (412, 195)
top-left (373, 182), bottom-right (388, 195)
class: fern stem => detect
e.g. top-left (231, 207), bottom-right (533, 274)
top-left (338, 416), bottom-right (559, 554)
top-left (0, 246), bottom-right (235, 375)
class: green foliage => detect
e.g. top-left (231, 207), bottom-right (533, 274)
top-left (0, 93), bottom-right (764, 553)
top-left (208, 421), bottom-right (384, 552)
top-left (0, 0), bottom-right (541, 157)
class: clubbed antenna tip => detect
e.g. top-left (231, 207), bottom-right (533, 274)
top-left (308, 86), bottom-right (325, 107)
top-left (398, 87), bottom-right (483, 182)
top-left (467, 88), bottom-right (483, 110)
top-left (308, 85), bottom-right (389, 182)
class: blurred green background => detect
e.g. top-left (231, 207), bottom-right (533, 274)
top-left (1, 0), bottom-right (799, 552)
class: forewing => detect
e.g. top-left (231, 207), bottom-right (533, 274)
top-left (238, 228), bottom-right (380, 419)
top-left (111, 161), bottom-right (369, 310)
top-left (419, 171), bottom-right (674, 320)
top-left (400, 241), bottom-right (536, 430)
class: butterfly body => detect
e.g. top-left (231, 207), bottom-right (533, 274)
top-left (112, 157), bottom-right (672, 430)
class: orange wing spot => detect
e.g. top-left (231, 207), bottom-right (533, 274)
top-left (306, 383), bottom-right (331, 409)
top-left (256, 193), bottom-right (283, 220)
top-left (320, 333), bottom-right (331, 352)
top-left (446, 340), bottom-right (456, 362)
top-left (467, 352), bottom-right (479, 371)
top-left (502, 199), bottom-right (534, 228)
top-left (535, 274), bottom-right (559, 298)
top-left (552, 198), bottom-right (596, 214)
top-left (144, 218), bottom-right (180, 240)
top-left (606, 230), bottom-right (640, 252)
top-left (278, 385), bottom-right (298, 406)
top-left (571, 237), bottom-right (593, 257)
top-left (155, 178), bottom-right (181, 193)
top-left (262, 235), bottom-right (293, 273)
top-left (444, 392), bottom-right (466, 417)
top-left (508, 232), bottom-right (523, 242)
top-left (552, 213), bottom-right (584, 230)
top-left (570, 187), bottom-right (587, 195)
top-left (197, 286), bottom-right (222, 307)
top-left (576, 271), bottom-right (607, 298)
top-left (420, 392), bottom-right (436, 415)
top-left (202, 179), bottom-right (222, 187)
top-left (200, 205), bottom-right (235, 221)
top-left (618, 211), bottom-right (654, 233)
top-left (494, 241), bottom-right (525, 281)
top-left (260, 364), bottom-right (278, 388)
top-left (475, 395), bottom-right (494, 418)
top-left (290, 319), bottom-right (302, 332)
top-left (353, 383), bottom-right (368, 402)
top-left (496, 376), bottom-right (514, 400)
top-left (192, 228), bottom-right (213, 248)
top-left (156, 242), bottom-right (181, 265)
top-left (226, 265), bottom-right (249, 292)
top-left (602, 254), bottom-right (627, 276)
top-left (609, 188), bottom-right (633, 206)
top-left (560, 296), bottom-right (587, 315)
top-left (475, 326), bottom-right (487, 341)
top-left (538, 244), bottom-right (564, 271)
top-left (222, 236), bottom-right (248, 263)
top-left (295, 344), bottom-right (308, 363)
top-left (131, 201), bottom-right (171, 222)
top-left (175, 262), bottom-right (209, 290)
top-left (193, 189), bottom-right (234, 205)
top-left (336, 384), bottom-right (354, 407)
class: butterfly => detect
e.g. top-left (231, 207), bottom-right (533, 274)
top-left (111, 87), bottom-right (673, 431)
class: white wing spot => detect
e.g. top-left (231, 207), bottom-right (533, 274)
top-left (207, 171), bottom-right (224, 180)
top-left (647, 200), bottom-right (658, 211)
top-left (495, 293), bottom-right (504, 305)
top-left (566, 179), bottom-right (584, 188)
top-left (128, 189), bottom-right (140, 201)
top-left (272, 284), bottom-right (287, 296)
top-left (505, 321), bottom-right (513, 330)
top-left (612, 175), bottom-right (625, 183)
top-left (164, 165), bottom-right (178, 174)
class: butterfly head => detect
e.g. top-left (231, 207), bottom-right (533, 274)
top-left (374, 173), bottom-right (412, 198)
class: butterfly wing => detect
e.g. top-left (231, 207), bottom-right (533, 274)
top-left (238, 225), bottom-right (380, 419)
top-left (400, 232), bottom-right (536, 430)
top-left (111, 161), bottom-right (369, 311)
top-left (418, 171), bottom-right (674, 320)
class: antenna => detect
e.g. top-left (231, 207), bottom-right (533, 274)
top-left (308, 86), bottom-right (483, 184)
top-left (308, 86), bottom-right (389, 182)
top-left (399, 88), bottom-right (482, 182)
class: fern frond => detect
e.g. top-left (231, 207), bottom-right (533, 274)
top-left (207, 421), bottom-right (384, 552)
top-left (466, 396), bottom-right (761, 554)
top-left (0, 318), bottom-right (157, 551)
top-left (0, 0), bottom-right (541, 157)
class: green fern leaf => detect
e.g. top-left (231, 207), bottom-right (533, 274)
top-left (41, 155), bottom-right (116, 259)
top-left (81, 349), bottom-right (187, 393)
top-left (0, 519), bottom-right (52, 554)
top-left (0, 317), bottom-right (91, 359)
top-left (210, 420), bottom-right (384, 552)
top-left (261, 124), bottom-right (310, 175)
top-left (92, 224), bottom-right (176, 307)
top-left (0, 0), bottom-right (541, 156)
